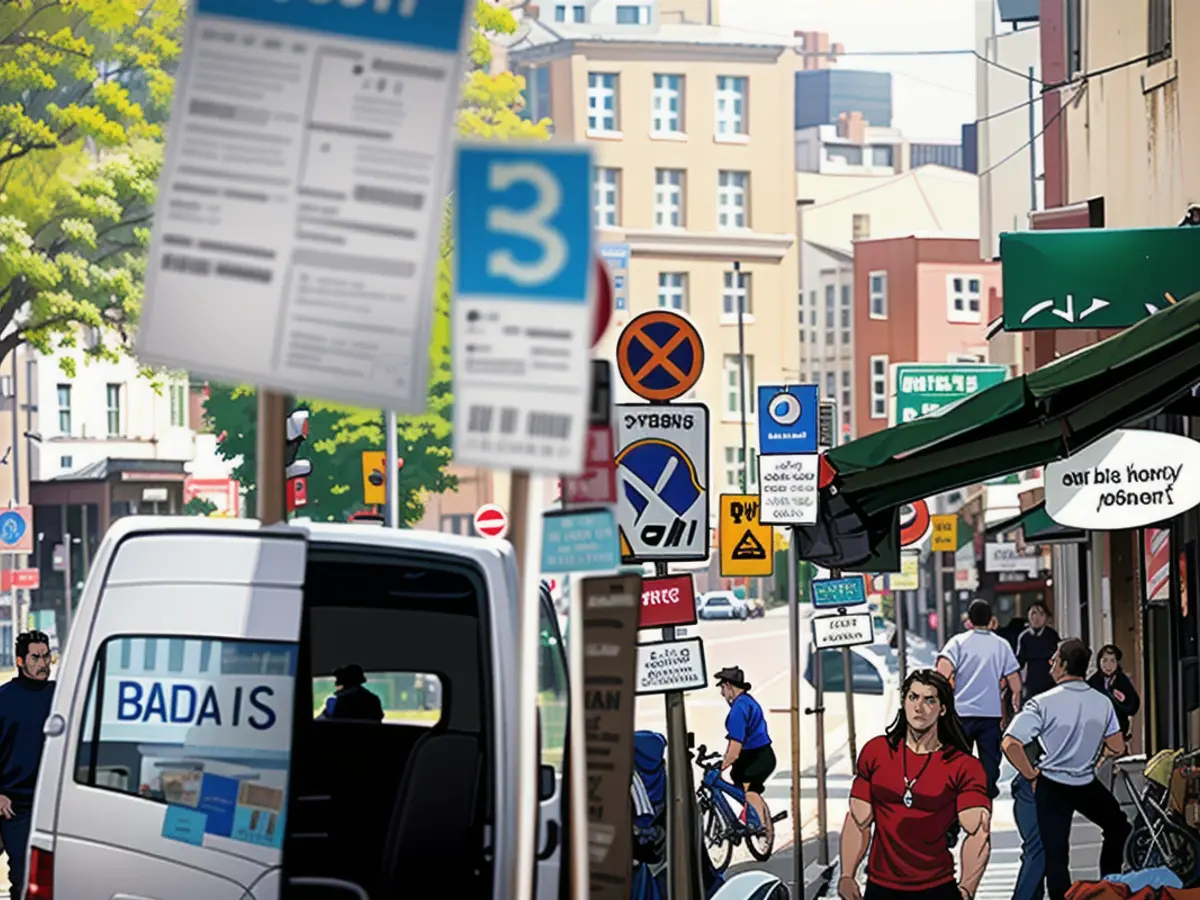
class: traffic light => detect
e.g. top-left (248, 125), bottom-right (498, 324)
top-left (286, 409), bottom-right (311, 513)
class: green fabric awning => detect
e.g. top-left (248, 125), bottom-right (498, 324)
top-left (984, 502), bottom-right (1086, 545)
top-left (825, 290), bottom-right (1200, 516)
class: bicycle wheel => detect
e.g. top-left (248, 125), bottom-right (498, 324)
top-left (745, 802), bottom-right (775, 862)
top-left (1124, 818), bottom-right (1200, 886)
top-left (700, 799), bottom-right (734, 874)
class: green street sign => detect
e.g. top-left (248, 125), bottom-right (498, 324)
top-left (890, 363), bottom-right (1009, 425)
top-left (1001, 227), bottom-right (1200, 331)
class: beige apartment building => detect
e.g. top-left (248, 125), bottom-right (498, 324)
top-left (506, 11), bottom-right (808, 498)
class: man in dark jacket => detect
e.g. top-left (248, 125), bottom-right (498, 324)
top-left (0, 631), bottom-right (55, 898)
top-left (319, 665), bottom-right (385, 722)
top-left (1016, 602), bottom-right (1060, 701)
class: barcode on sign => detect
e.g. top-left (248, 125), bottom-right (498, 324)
top-left (468, 406), bottom-right (521, 434)
top-left (528, 413), bottom-right (571, 440)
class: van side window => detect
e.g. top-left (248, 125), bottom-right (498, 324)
top-left (538, 604), bottom-right (567, 772)
top-left (75, 636), bottom-right (298, 848)
top-left (312, 671), bottom-right (443, 725)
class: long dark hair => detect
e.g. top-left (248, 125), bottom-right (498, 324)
top-left (883, 669), bottom-right (972, 757)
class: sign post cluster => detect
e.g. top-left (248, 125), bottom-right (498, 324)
top-left (615, 308), bottom-right (709, 899)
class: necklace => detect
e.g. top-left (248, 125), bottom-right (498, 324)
top-left (901, 742), bottom-right (937, 808)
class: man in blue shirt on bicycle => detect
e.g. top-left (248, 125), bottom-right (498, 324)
top-left (715, 666), bottom-right (776, 840)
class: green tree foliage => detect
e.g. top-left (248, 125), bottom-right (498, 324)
top-left (183, 495), bottom-right (218, 517)
top-left (0, 0), bottom-right (183, 372)
top-left (204, 1), bottom-right (551, 523)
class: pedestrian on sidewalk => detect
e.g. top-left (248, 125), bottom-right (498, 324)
top-left (1016, 602), bottom-right (1061, 702)
top-left (936, 599), bottom-right (1022, 799)
top-left (1086, 644), bottom-right (1140, 741)
top-left (0, 631), bottom-right (56, 900)
top-left (1001, 638), bottom-right (1130, 900)
top-left (837, 669), bottom-right (992, 900)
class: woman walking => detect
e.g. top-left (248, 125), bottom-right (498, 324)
top-left (1087, 644), bottom-right (1140, 739)
top-left (837, 669), bottom-right (992, 900)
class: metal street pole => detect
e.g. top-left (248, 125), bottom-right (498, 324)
top-left (734, 261), bottom-right (749, 492)
top-left (896, 590), bottom-right (909, 685)
top-left (385, 410), bottom-right (400, 528)
top-left (507, 471), bottom-right (542, 900)
top-left (62, 532), bottom-right (72, 637)
top-left (830, 567), bottom-right (858, 766)
top-left (1028, 66), bottom-right (1038, 213)
top-left (809, 610), bottom-right (830, 867)
top-left (787, 535), bottom-right (803, 895)
top-left (935, 551), bottom-right (947, 650)
top-left (11, 354), bottom-right (22, 650)
top-left (661, 560), bottom-right (701, 900)
top-left (256, 391), bottom-right (288, 525)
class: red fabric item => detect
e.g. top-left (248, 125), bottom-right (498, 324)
top-left (849, 735), bottom-right (991, 892)
top-left (1162, 888), bottom-right (1200, 899)
top-left (1064, 881), bottom-right (1131, 900)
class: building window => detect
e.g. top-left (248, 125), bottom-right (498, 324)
top-left (57, 383), bottom-right (72, 435)
top-left (652, 74), bottom-right (683, 134)
top-left (869, 270), bottom-right (888, 319)
top-left (616, 5), bottom-right (651, 25)
top-left (1149, 0), bottom-right (1171, 64)
top-left (0, 375), bottom-right (11, 398)
top-left (870, 355), bottom-right (889, 419)
top-left (593, 167), bottom-right (619, 227)
top-left (587, 73), bottom-right (619, 133)
top-left (824, 285), bottom-right (835, 328)
top-left (654, 168), bottom-right (684, 227)
top-left (1066, 0), bottom-right (1082, 78)
top-left (60, 455), bottom-right (73, 470)
top-left (827, 145), bottom-right (863, 165)
top-left (724, 446), bottom-right (758, 491)
top-left (554, 4), bottom-right (565, 21)
top-left (106, 383), bottom-right (122, 436)
top-left (518, 65), bottom-right (552, 125)
top-left (657, 273), bottom-right (687, 310)
top-left (723, 354), bottom-right (756, 418)
top-left (840, 284), bottom-right (852, 343)
top-left (573, 4), bottom-right (585, 22)
top-left (717, 170), bottom-right (748, 230)
top-left (170, 383), bottom-right (187, 427)
top-left (852, 214), bottom-right (870, 240)
top-left (715, 75), bottom-right (747, 136)
top-left (946, 275), bottom-right (983, 323)
top-left (722, 270), bottom-right (751, 319)
top-left (871, 145), bottom-right (894, 167)
top-left (825, 372), bottom-right (835, 398)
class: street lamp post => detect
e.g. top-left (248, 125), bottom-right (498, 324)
top-left (734, 261), bottom-right (749, 491)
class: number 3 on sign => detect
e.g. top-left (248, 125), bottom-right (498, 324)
top-left (486, 162), bottom-right (568, 288)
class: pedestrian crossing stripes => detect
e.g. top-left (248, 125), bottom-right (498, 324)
top-left (974, 862), bottom-right (1021, 900)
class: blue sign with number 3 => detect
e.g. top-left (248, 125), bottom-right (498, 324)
top-left (455, 145), bottom-right (593, 303)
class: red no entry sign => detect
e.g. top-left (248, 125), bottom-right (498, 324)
top-left (900, 499), bottom-right (931, 546)
top-left (474, 503), bottom-right (509, 539)
top-left (593, 256), bottom-right (613, 347)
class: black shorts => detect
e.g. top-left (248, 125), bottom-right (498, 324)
top-left (864, 880), bottom-right (959, 899)
top-left (730, 744), bottom-right (776, 794)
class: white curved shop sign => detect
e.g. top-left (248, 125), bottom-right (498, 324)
top-left (1045, 429), bottom-right (1200, 530)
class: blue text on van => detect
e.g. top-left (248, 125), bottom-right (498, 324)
top-left (117, 682), bottom-right (278, 731)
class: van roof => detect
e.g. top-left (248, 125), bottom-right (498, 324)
top-left (100, 516), bottom-right (513, 560)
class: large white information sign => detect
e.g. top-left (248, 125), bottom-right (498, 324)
top-left (452, 144), bottom-right (595, 475)
top-left (616, 404), bottom-right (710, 562)
top-left (137, 0), bottom-right (474, 411)
top-left (635, 637), bottom-right (707, 695)
top-left (812, 612), bottom-right (875, 649)
top-left (758, 453), bottom-right (819, 525)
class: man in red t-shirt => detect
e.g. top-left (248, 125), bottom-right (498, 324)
top-left (839, 669), bottom-right (993, 900)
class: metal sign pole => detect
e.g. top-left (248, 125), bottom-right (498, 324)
top-left (811, 620), bottom-right (830, 867)
top-left (257, 390), bottom-right (288, 525)
top-left (62, 532), bottom-right (72, 638)
top-left (896, 589), bottom-right (910, 686)
top-left (385, 410), bottom-right (400, 528)
top-left (832, 568), bottom-right (858, 766)
top-left (787, 533), bottom-right (803, 895)
top-left (661, 560), bottom-right (701, 900)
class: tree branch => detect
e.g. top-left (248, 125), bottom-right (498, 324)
top-left (3, 32), bottom-right (91, 58)
top-left (0, 1), bottom-right (58, 48)
top-left (0, 141), bottom-right (58, 167)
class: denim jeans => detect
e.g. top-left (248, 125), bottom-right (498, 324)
top-left (1012, 774), bottom-right (1045, 900)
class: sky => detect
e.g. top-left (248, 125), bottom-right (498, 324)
top-left (717, 0), bottom-right (978, 140)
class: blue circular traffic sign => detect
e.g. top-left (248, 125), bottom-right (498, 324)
top-left (0, 510), bottom-right (27, 547)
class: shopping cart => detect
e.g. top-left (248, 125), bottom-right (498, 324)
top-left (1114, 749), bottom-right (1200, 885)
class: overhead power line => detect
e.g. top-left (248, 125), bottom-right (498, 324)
top-left (978, 84), bottom-right (1086, 178)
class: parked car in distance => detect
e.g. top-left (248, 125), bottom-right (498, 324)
top-left (803, 644), bottom-right (896, 696)
top-left (698, 591), bottom-right (749, 620)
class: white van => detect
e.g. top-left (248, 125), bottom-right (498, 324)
top-left (28, 517), bottom-right (569, 900)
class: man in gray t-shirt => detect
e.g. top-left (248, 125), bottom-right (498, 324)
top-left (936, 599), bottom-right (1021, 799)
top-left (1002, 638), bottom-right (1130, 900)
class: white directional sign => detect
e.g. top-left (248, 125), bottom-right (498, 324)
top-left (635, 637), bottom-right (707, 695)
top-left (758, 454), bottom-right (819, 525)
top-left (616, 404), bottom-right (710, 562)
top-left (452, 144), bottom-right (595, 475)
top-left (812, 612), bottom-right (875, 650)
top-left (137, 0), bottom-right (475, 411)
